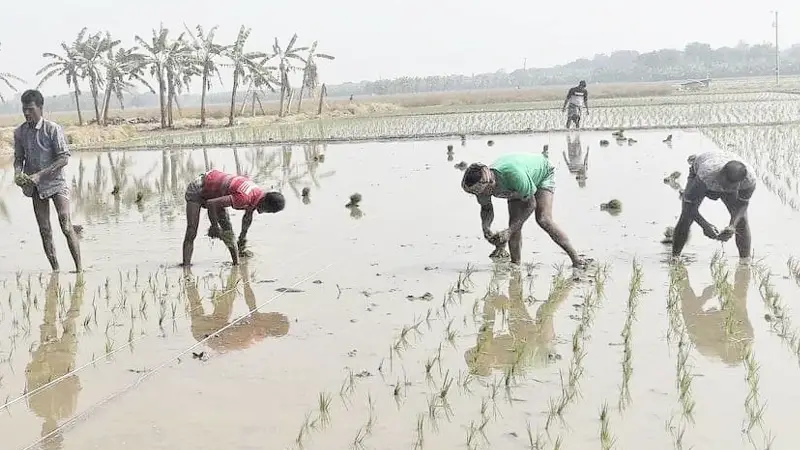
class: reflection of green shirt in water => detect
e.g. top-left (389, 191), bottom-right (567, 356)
top-left (490, 153), bottom-right (553, 200)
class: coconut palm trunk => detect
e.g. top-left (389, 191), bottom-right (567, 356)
top-left (156, 67), bottom-right (167, 128)
top-left (200, 67), bottom-right (209, 127)
top-left (73, 86), bottom-right (84, 125)
top-left (228, 71), bottom-right (240, 127)
top-left (166, 69), bottom-right (175, 128)
top-left (89, 75), bottom-right (101, 123)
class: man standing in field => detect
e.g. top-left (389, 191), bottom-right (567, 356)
top-left (182, 169), bottom-right (285, 267)
top-left (672, 151), bottom-right (756, 259)
top-left (13, 89), bottom-right (82, 272)
top-left (562, 80), bottom-right (589, 129)
top-left (461, 153), bottom-right (587, 268)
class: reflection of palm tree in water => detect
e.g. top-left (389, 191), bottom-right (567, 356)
top-left (465, 269), bottom-right (574, 376)
top-left (185, 262), bottom-right (290, 353)
top-left (25, 273), bottom-right (85, 450)
top-left (563, 135), bottom-right (588, 187)
top-left (678, 263), bottom-right (753, 365)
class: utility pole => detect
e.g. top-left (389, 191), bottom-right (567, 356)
top-left (773, 11), bottom-right (779, 85)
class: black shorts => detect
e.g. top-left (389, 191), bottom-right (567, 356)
top-left (184, 174), bottom-right (206, 206)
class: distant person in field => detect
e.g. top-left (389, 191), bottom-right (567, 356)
top-left (13, 89), bottom-right (82, 272)
top-left (562, 80), bottom-right (589, 129)
top-left (182, 169), bottom-right (285, 266)
top-left (672, 151), bottom-right (756, 259)
top-left (461, 153), bottom-right (587, 268)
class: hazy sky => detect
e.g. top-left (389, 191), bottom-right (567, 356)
top-left (1, 0), bottom-right (799, 97)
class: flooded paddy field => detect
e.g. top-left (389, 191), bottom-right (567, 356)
top-left (1, 129), bottom-right (800, 449)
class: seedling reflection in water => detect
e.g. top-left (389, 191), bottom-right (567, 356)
top-left (599, 401), bottom-right (616, 450)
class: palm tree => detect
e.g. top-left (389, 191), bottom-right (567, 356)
top-left (76, 31), bottom-right (120, 124)
top-left (224, 26), bottom-right (267, 127)
top-left (0, 42), bottom-right (25, 103)
top-left (135, 25), bottom-right (170, 128)
top-left (100, 47), bottom-right (151, 125)
top-left (36, 29), bottom-right (88, 124)
top-left (271, 34), bottom-right (307, 117)
top-left (157, 33), bottom-right (200, 128)
top-left (185, 24), bottom-right (227, 127)
top-left (296, 41), bottom-right (334, 113)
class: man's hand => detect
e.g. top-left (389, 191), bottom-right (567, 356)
top-left (482, 229), bottom-right (494, 241)
top-left (701, 224), bottom-right (719, 240)
top-left (717, 226), bottom-right (735, 242)
top-left (489, 229), bottom-right (511, 246)
top-left (28, 172), bottom-right (41, 185)
top-left (237, 237), bottom-right (253, 257)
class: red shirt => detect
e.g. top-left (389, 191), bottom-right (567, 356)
top-left (201, 169), bottom-right (264, 210)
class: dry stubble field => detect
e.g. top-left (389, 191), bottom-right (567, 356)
top-left (1, 111), bottom-right (800, 449)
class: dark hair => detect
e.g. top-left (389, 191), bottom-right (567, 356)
top-left (578, 80), bottom-right (587, 87)
top-left (21, 89), bottom-right (44, 107)
top-left (462, 164), bottom-right (484, 187)
top-left (259, 191), bottom-right (285, 212)
top-left (722, 161), bottom-right (747, 182)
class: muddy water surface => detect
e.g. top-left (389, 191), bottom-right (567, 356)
top-left (1, 131), bottom-right (800, 449)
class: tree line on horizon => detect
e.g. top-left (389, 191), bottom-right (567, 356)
top-left (0, 25), bottom-right (334, 127)
top-left (1, 39), bottom-right (799, 118)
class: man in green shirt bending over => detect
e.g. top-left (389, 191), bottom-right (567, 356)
top-left (461, 153), bottom-right (587, 268)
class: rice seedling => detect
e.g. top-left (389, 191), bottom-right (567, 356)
top-left (599, 401), bottom-right (616, 450)
top-left (741, 345), bottom-right (771, 442)
top-left (317, 391), bottom-right (332, 427)
top-left (618, 258), bottom-right (643, 411)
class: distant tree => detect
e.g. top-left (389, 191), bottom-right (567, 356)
top-left (0, 42), bottom-right (25, 103)
top-left (272, 34), bottom-right (307, 117)
top-left (185, 24), bottom-right (227, 127)
top-left (37, 29), bottom-right (88, 124)
top-left (100, 46), bottom-right (151, 125)
top-left (296, 41), bottom-right (334, 113)
top-left (135, 25), bottom-right (171, 128)
top-left (76, 31), bottom-right (120, 124)
top-left (223, 26), bottom-right (267, 127)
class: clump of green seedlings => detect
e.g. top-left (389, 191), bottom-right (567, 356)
top-left (666, 264), bottom-right (697, 435)
top-left (618, 258), bottom-right (643, 411)
top-left (346, 193), bottom-right (362, 208)
top-left (787, 256), bottom-right (800, 285)
top-left (599, 401), bottom-right (616, 450)
top-left (752, 261), bottom-right (800, 360)
top-left (599, 199), bottom-right (622, 215)
top-left (663, 171), bottom-right (681, 183)
top-left (741, 345), bottom-right (770, 440)
top-left (709, 252), bottom-right (739, 336)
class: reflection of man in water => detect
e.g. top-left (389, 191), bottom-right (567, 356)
top-left (464, 268), bottom-right (573, 376)
top-left (678, 263), bottom-right (753, 365)
top-left (563, 135), bottom-right (588, 187)
top-left (25, 273), bottom-right (85, 450)
top-left (184, 262), bottom-right (289, 353)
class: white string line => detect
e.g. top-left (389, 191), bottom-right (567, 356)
top-left (0, 243), bottom-right (318, 413)
top-left (21, 254), bottom-right (342, 450)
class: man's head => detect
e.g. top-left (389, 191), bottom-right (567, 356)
top-left (21, 89), bottom-right (44, 126)
top-left (578, 80), bottom-right (587, 88)
top-left (721, 160), bottom-right (748, 186)
top-left (257, 191), bottom-right (285, 214)
top-left (461, 163), bottom-right (495, 195)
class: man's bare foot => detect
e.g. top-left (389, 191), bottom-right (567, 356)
top-left (572, 257), bottom-right (593, 269)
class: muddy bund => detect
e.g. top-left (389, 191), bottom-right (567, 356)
top-left (2, 130), bottom-right (800, 449)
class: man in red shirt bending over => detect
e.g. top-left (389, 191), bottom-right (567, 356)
top-left (182, 169), bottom-right (285, 266)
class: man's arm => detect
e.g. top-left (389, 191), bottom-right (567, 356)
top-left (562, 87), bottom-right (574, 110)
top-left (584, 90), bottom-right (589, 111)
top-left (13, 129), bottom-right (25, 174)
top-left (728, 187), bottom-right (754, 228)
top-left (238, 209), bottom-right (254, 245)
top-left (477, 195), bottom-right (494, 239)
top-left (32, 125), bottom-right (70, 182)
top-left (205, 196), bottom-right (239, 264)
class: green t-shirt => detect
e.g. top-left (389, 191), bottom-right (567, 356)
top-left (490, 153), bottom-right (551, 199)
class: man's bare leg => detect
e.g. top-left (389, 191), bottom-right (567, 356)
top-left (32, 195), bottom-right (59, 271)
top-left (52, 194), bottom-right (82, 272)
top-left (534, 190), bottom-right (583, 267)
top-left (182, 202), bottom-right (202, 266)
top-left (507, 199), bottom-right (526, 264)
